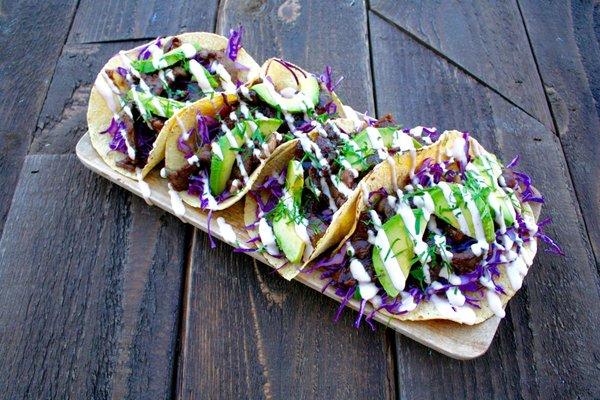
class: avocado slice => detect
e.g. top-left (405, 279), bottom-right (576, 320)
top-left (126, 89), bottom-right (185, 119)
top-left (470, 155), bottom-right (517, 226)
top-left (131, 43), bottom-right (200, 74)
top-left (272, 160), bottom-right (306, 263)
top-left (427, 183), bottom-right (495, 243)
top-left (209, 118), bottom-right (284, 196)
top-left (252, 75), bottom-right (320, 113)
top-left (209, 123), bottom-right (248, 195)
top-left (254, 118), bottom-right (284, 139)
top-left (372, 211), bottom-right (425, 297)
top-left (345, 127), bottom-right (422, 171)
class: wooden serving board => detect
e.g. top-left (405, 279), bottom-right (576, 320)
top-left (76, 132), bottom-right (503, 360)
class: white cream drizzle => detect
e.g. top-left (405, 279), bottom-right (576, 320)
top-left (188, 59), bottom-right (214, 93)
top-left (258, 218), bottom-right (280, 256)
top-left (366, 127), bottom-right (388, 160)
top-left (217, 217), bottom-right (238, 244)
top-left (168, 183), bottom-right (186, 217)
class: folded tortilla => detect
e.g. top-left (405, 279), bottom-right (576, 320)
top-left (87, 32), bottom-right (260, 180)
top-left (319, 130), bottom-right (541, 325)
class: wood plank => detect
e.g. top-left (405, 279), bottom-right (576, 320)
top-left (0, 1), bottom-right (77, 235)
top-left (0, 155), bottom-right (188, 399)
top-left (30, 41), bottom-right (145, 155)
top-left (177, 1), bottom-right (390, 398)
top-left (518, 0), bottom-right (600, 270)
top-left (69, 0), bottom-right (218, 43)
top-left (369, 0), bottom-right (554, 131)
top-left (370, 12), bottom-right (600, 399)
top-left (216, 0), bottom-right (374, 114)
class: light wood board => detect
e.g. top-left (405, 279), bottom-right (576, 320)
top-left (77, 132), bottom-right (505, 360)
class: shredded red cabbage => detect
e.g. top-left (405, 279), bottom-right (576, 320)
top-left (226, 26), bottom-right (244, 61)
top-left (535, 217), bottom-right (565, 255)
top-left (319, 65), bottom-right (343, 93)
top-left (177, 131), bottom-right (194, 158)
top-left (196, 114), bottom-right (210, 145)
top-left (100, 117), bottom-right (128, 155)
top-left (138, 37), bottom-right (162, 60)
top-left (324, 101), bottom-right (337, 115)
top-left (116, 67), bottom-right (129, 78)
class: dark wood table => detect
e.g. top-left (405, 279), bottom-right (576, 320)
top-left (1, 1), bottom-right (599, 398)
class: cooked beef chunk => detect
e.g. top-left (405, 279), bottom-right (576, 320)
top-left (501, 168), bottom-right (517, 189)
top-left (172, 66), bottom-right (189, 80)
top-left (315, 136), bottom-right (336, 164)
top-left (197, 144), bottom-right (212, 165)
top-left (445, 224), bottom-right (466, 243)
top-left (329, 184), bottom-right (347, 208)
top-left (340, 169), bottom-right (355, 188)
top-left (141, 73), bottom-right (165, 96)
top-left (115, 159), bottom-right (136, 172)
top-left (149, 118), bottom-right (165, 131)
top-left (352, 239), bottom-right (372, 259)
top-left (375, 197), bottom-right (396, 219)
top-left (168, 164), bottom-right (199, 192)
top-left (450, 249), bottom-right (483, 274)
top-left (352, 213), bottom-right (371, 241)
top-left (373, 114), bottom-right (396, 128)
top-left (165, 37), bottom-right (181, 52)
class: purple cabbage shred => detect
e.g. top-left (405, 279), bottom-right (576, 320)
top-left (100, 117), bottom-right (128, 155)
top-left (226, 26), bottom-right (244, 61)
top-left (319, 65), bottom-right (343, 93)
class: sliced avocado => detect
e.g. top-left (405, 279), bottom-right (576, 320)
top-left (372, 213), bottom-right (422, 297)
top-left (345, 127), bottom-right (422, 171)
top-left (470, 155), bottom-right (516, 226)
top-left (285, 160), bottom-right (304, 204)
top-left (254, 118), bottom-right (283, 138)
top-left (209, 123), bottom-right (247, 195)
top-left (427, 183), bottom-right (495, 242)
top-left (272, 160), bottom-right (306, 263)
top-left (126, 89), bottom-right (185, 119)
top-left (131, 43), bottom-right (200, 74)
top-left (273, 218), bottom-right (305, 263)
top-left (252, 75), bottom-right (320, 113)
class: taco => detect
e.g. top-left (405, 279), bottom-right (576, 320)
top-left (243, 116), bottom-right (439, 280)
top-left (161, 58), bottom-right (347, 211)
top-left (87, 29), bottom-right (259, 182)
top-left (310, 130), bottom-right (557, 325)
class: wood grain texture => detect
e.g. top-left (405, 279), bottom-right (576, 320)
top-left (0, 0), bottom-right (77, 235)
top-left (30, 41), bottom-right (145, 155)
top-left (178, 235), bottom-right (391, 399)
top-left (369, 0), bottom-right (554, 131)
top-left (370, 12), bottom-right (600, 399)
top-left (0, 155), bottom-right (188, 399)
top-left (69, 0), bottom-right (218, 43)
top-left (217, 0), bottom-right (374, 115)
top-left (518, 0), bottom-right (600, 268)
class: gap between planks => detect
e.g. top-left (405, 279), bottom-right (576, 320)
top-left (367, 7), bottom-right (555, 136)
